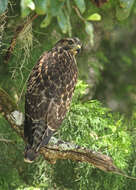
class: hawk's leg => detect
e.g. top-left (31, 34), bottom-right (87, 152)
top-left (41, 128), bottom-right (55, 146)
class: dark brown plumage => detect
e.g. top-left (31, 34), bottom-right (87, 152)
top-left (24, 37), bottom-right (81, 163)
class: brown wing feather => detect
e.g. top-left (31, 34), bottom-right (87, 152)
top-left (24, 52), bottom-right (49, 144)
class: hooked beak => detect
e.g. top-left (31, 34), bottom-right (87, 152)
top-left (76, 44), bottom-right (81, 53)
top-left (72, 44), bottom-right (82, 55)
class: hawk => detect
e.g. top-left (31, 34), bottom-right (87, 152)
top-left (24, 37), bottom-right (81, 163)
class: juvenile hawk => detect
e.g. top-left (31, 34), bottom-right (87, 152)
top-left (24, 37), bottom-right (81, 163)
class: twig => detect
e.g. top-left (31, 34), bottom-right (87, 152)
top-left (0, 138), bottom-right (13, 143)
top-left (73, 6), bottom-right (85, 23)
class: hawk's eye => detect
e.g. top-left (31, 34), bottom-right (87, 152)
top-left (68, 40), bottom-right (73, 45)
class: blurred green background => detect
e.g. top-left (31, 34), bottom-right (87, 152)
top-left (0, 0), bottom-right (136, 189)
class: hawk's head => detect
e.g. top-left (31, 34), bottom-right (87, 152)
top-left (55, 37), bottom-right (82, 55)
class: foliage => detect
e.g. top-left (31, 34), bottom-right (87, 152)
top-left (0, 0), bottom-right (136, 189)
top-left (0, 81), bottom-right (136, 189)
top-left (18, 0), bottom-right (136, 44)
top-left (62, 81), bottom-right (132, 169)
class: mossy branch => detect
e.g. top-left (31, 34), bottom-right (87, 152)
top-left (0, 87), bottom-right (136, 179)
top-left (40, 138), bottom-right (122, 174)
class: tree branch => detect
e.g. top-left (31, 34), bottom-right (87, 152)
top-left (0, 88), bottom-right (24, 138)
top-left (40, 137), bottom-right (122, 174)
top-left (0, 87), bottom-right (136, 179)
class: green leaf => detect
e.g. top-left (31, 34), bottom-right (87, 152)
top-left (27, 1), bottom-right (35, 10)
top-left (0, 0), bottom-right (8, 14)
top-left (21, 0), bottom-right (35, 17)
top-left (40, 14), bottom-right (52, 28)
top-left (57, 9), bottom-right (68, 34)
top-left (50, 0), bottom-right (64, 16)
top-left (74, 0), bottom-right (86, 14)
top-left (34, 0), bottom-right (49, 15)
top-left (116, 0), bottom-right (135, 20)
top-left (85, 21), bottom-right (94, 46)
top-left (87, 13), bottom-right (101, 21)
